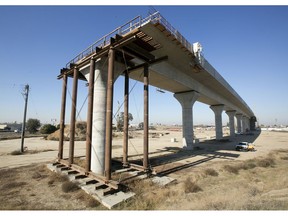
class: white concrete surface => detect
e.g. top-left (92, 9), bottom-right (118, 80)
top-left (174, 91), bottom-right (199, 148)
top-left (226, 110), bottom-right (236, 137)
top-left (210, 105), bottom-right (224, 140)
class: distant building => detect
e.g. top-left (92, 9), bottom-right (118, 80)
top-left (0, 124), bottom-right (11, 131)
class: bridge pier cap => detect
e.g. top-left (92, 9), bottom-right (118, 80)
top-left (210, 104), bottom-right (224, 140)
top-left (174, 91), bottom-right (199, 149)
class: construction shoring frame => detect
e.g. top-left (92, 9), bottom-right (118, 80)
top-left (57, 20), bottom-right (169, 186)
top-left (68, 67), bottom-right (79, 166)
top-left (85, 58), bottom-right (95, 173)
top-left (123, 70), bottom-right (129, 166)
top-left (58, 73), bottom-right (67, 160)
top-left (57, 48), bottom-right (151, 186)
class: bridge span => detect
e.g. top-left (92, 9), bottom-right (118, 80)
top-left (57, 11), bottom-right (256, 181)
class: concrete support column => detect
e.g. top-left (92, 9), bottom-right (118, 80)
top-left (174, 91), bottom-right (199, 148)
top-left (235, 113), bottom-right (242, 133)
top-left (91, 59), bottom-right (108, 175)
top-left (247, 117), bottom-right (251, 131)
top-left (250, 116), bottom-right (256, 131)
top-left (210, 105), bottom-right (224, 140)
top-left (242, 116), bottom-right (247, 133)
top-left (79, 55), bottom-right (125, 176)
top-left (225, 110), bottom-right (236, 137)
top-left (243, 116), bottom-right (249, 132)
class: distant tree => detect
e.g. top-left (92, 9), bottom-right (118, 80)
top-left (40, 124), bottom-right (57, 134)
top-left (26, 118), bottom-right (41, 134)
top-left (138, 122), bottom-right (144, 130)
top-left (116, 112), bottom-right (133, 131)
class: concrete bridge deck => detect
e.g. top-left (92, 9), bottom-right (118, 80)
top-left (60, 11), bottom-right (254, 118)
top-left (57, 11), bottom-right (256, 183)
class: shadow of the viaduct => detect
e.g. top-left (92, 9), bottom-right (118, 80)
top-left (125, 130), bottom-right (261, 176)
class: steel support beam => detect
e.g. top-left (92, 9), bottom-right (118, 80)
top-left (58, 74), bottom-right (67, 160)
top-left (123, 70), bottom-right (129, 166)
top-left (69, 67), bottom-right (79, 166)
top-left (85, 58), bottom-right (95, 173)
top-left (143, 64), bottom-right (149, 170)
top-left (104, 48), bottom-right (115, 180)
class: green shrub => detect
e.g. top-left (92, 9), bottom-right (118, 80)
top-left (40, 124), bottom-right (57, 134)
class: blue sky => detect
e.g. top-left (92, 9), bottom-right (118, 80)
top-left (0, 6), bottom-right (287, 126)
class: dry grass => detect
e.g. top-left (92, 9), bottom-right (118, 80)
top-left (204, 168), bottom-right (219, 176)
top-left (183, 177), bottom-right (202, 193)
top-left (223, 164), bottom-right (241, 174)
top-left (1, 147), bottom-right (288, 210)
top-left (256, 158), bottom-right (275, 167)
top-left (61, 181), bottom-right (80, 193)
top-left (10, 149), bottom-right (54, 156)
top-left (10, 150), bottom-right (23, 155)
top-left (47, 172), bottom-right (69, 185)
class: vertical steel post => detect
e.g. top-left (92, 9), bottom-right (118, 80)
top-left (58, 74), bottom-right (67, 160)
top-left (143, 65), bottom-right (149, 170)
top-left (105, 48), bottom-right (115, 180)
top-left (123, 70), bottom-right (129, 166)
top-left (69, 67), bottom-right (79, 166)
top-left (85, 59), bottom-right (95, 173)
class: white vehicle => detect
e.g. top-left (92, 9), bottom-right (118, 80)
top-left (235, 142), bottom-right (255, 151)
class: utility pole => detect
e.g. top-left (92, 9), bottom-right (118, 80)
top-left (21, 84), bottom-right (29, 153)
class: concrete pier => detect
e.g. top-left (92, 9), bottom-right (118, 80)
top-left (210, 105), bottom-right (224, 140)
top-left (235, 113), bottom-right (242, 134)
top-left (226, 110), bottom-right (236, 137)
top-left (80, 58), bottom-right (124, 175)
top-left (174, 91), bottom-right (199, 148)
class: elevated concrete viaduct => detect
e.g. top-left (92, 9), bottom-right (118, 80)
top-left (57, 11), bottom-right (256, 184)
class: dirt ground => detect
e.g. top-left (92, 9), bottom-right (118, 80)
top-left (0, 128), bottom-right (288, 210)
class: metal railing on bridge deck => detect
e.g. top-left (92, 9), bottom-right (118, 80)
top-left (65, 11), bottom-right (195, 69)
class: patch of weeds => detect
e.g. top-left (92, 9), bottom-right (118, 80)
top-left (10, 150), bottom-right (23, 155)
top-left (183, 177), bottom-right (202, 193)
top-left (131, 197), bottom-right (156, 210)
top-left (75, 191), bottom-right (100, 208)
top-left (205, 200), bottom-right (227, 210)
top-left (223, 164), bottom-right (240, 174)
top-left (61, 181), bottom-right (80, 193)
top-left (32, 171), bottom-right (47, 180)
top-left (73, 158), bottom-right (86, 168)
top-left (242, 161), bottom-right (257, 170)
top-left (0, 169), bottom-right (16, 179)
top-left (248, 186), bottom-right (260, 197)
top-left (86, 198), bottom-right (99, 208)
top-left (48, 172), bottom-right (68, 184)
top-left (204, 168), bottom-right (219, 177)
top-left (2, 181), bottom-right (27, 190)
top-left (256, 158), bottom-right (275, 168)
